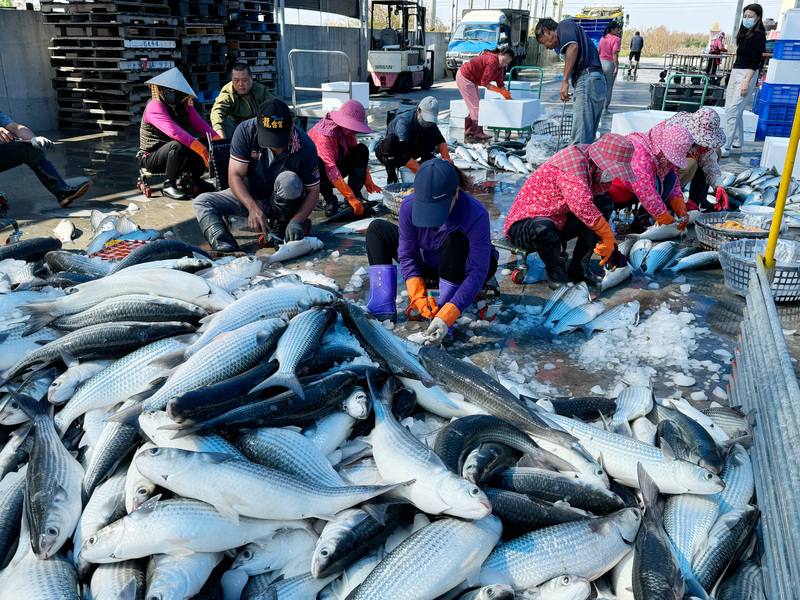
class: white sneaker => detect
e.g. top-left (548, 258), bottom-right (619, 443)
top-left (720, 147), bottom-right (731, 158)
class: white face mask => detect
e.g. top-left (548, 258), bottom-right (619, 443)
top-left (742, 16), bottom-right (756, 29)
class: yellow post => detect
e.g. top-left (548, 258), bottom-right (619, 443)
top-left (765, 98), bottom-right (800, 268)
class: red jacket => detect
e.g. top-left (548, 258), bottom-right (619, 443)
top-left (459, 52), bottom-right (506, 88)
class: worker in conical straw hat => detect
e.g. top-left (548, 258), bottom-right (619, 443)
top-left (137, 67), bottom-right (220, 200)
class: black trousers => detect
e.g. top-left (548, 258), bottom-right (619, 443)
top-left (375, 134), bottom-right (437, 184)
top-left (365, 218), bottom-right (497, 284)
top-left (0, 141), bottom-right (45, 173)
top-left (507, 194), bottom-right (613, 283)
top-left (319, 143), bottom-right (368, 201)
top-left (688, 163), bottom-right (713, 210)
top-left (141, 140), bottom-right (206, 182)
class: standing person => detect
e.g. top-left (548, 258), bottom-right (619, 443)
top-left (721, 4), bottom-right (766, 157)
top-left (308, 100), bottom-right (380, 218)
top-left (210, 63), bottom-right (274, 138)
top-left (0, 111), bottom-right (90, 207)
top-left (456, 47), bottom-right (514, 142)
top-left (598, 22), bottom-right (622, 112)
top-left (535, 18), bottom-right (607, 145)
top-left (629, 31), bottom-right (644, 68)
top-left (375, 96), bottom-right (451, 184)
top-left (503, 134), bottom-right (636, 287)
top-left (138, 68), bottom-right (219, 200)
top-left (192, 99), bottom-right (320, 253)
top-left (364, 159), bottom-right (498, 344)
top-left (706, 32), bottom-right (727, 76)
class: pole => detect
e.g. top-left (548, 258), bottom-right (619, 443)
top-left (278, 0), bottom-right (287, 98)
top-left (732, 0), bottom-right (744, 36)
top-left (765, 99), bottom-right (800, 268)
top-left (430, 0), bottom-right (436, 30)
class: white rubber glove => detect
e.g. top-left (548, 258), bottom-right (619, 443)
top-left (423, 317), bottom-right (448, 345)
top-left (31, 136), bottom-right (54, 150)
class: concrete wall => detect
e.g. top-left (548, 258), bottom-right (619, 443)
top-left (0, 9), bottom-right (57, 131)
top-left (276, 24), bottom-right (449, 99)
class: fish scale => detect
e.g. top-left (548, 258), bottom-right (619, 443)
top-left (74, 472), bottom-right (127, 578)
top-left (55, 337), bottom-right (186, 434)
top-left (600, 264), bottom-right (633, 291)
top-left (669, 251), bottom-right (719, 273)
top-left (692, 505), bottom-right (760, 591)
top-left (90, 561), bottom-right (146, 600)
top-left (81, 410), bottom-right (139, 498)
top-left (350, 516), bottom-right (502, 599)
top-left (544, 283), bottom-right (591, 327)
top-left (717, 560), bottom-right (765, 600)
top-left (0, 467), bottom-right (26, 565)
top-left (479, 510), bottom-right (640, 590)
top-left (52, 295), bottom-right (206, 331)
top-left (715, 444), bottom-right (754, 515)
top-left (44, 250), bottom-right (111, 278)
top-left (628, 239), bottom-right (652, 271)
top-left (610, 386), bottom-right (652, 433)
top-left (663, 493), bottom-right (719, 592)
top-left (643, 241), bottom-right (678, 273)
top-left (583, 301), bottom-right (639, 336)
top-left (235, 528), bottom-right (318, 576)
top-left (551, 302), bottom-right (606, 335)
top-left (137, 411), bottom-right (244, 458)
top-left (146, 552), bottom-right (223, 599)
top-left (140, 318), bottom-right (287, 413)
top-left (0, 550), bottom-right (80, 599)
top-left (257, 572), bottom-right (337, 599)
top-left (541, 285), bottom-right (569, 317)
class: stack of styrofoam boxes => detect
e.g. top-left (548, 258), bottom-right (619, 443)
top-left (756, 8), bottom-right (800, 140)
top-left (478, 99), bottom-right (542, 130)
top-left (612, 108), bottom-right (758, 141)
top-left (449, 100), bottom-right (470, 131)
top-left (321, 82), bottom-right (370, 110)
top-left (484, 81), bottom-right (540, 100)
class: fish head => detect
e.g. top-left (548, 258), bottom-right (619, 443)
top-left (134, 446), bottom-right (195, 482)
top-left (475, 584), bottom-right (515, 600)
top-left (34, 488), bottom-right (74, 559)
top-left (612, 507), bottom-right (642, 544)
top-left (342, 388), bottom-right (370, 420)
top-left (436, 473), bottom-right (492, 519)
top-left (307, 285), bottom-right (339, 306)
top-left (675, 461), bottom-right (726, 494)
top-left (540, 575), bottom-right (592, 600)
top-left (48, 374), bottom-right (78, 405)
top-left (233, 541), bottom-right (273, 575)
top-left (80, 519), bottom-right (128, 563)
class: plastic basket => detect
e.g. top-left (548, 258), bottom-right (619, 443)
top-left (532, 115), bottom-right (572, 144)
top-left (774, 39), bottom-right (800, 60)
top-left (720, 238), bottom-right (800, 302)
top-left (381, 183), bottom-right (413, 217)
top-left (694, 211), bottom-right (770, 250)
top-left (756, 82), bottom-right (800, 105)
top-left (755, 100), bottom-right (795, 139)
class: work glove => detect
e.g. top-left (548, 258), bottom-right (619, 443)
top-left (31, 136), bottom-right (53, 150)
top-left (669, 196), bottom-right (689, 231)
top-left (284, 219), bottom-right (305, 242)
top-left (190, 139), bottom-right (210, 168)
top-left (605, 247), bottom-right (629, 270)
top-left (487, 85), bottom-right (512, 100)
top-left (365, 171), bottom-right (381, 194)
top-left (655, 212), bottom-right (675, 226)
top-left (333, 178), bottom-right (365, 217)
top-left (405, 159), bottom-right (421, 173)
top-left (714, 186), bottom-right (729, 211)
top-left (423, 303), bottom-right (460, 345)
top-left (591, 218), bottom-right (618, 267)
top-left (405, 276), bottom-right (437, 320)
top-left (438, 143), bottom-right (453, 163)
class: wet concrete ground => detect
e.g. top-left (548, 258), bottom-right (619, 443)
top-left (2, 59), bottom-right (798, 397)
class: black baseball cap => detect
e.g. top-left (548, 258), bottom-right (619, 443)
top-left (256, 99), bottom-right (293, 149)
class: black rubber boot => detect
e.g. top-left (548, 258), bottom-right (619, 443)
top-left (323, 195), bottom-right (339, 217)
top-left (162, 180), bottom-right (189, 200)
top-left (31, 159), bottom-right (91, 207)
top-left (199, 214), bottom-right (240, 253)
top-left (386, 167), bottom-right (399, 184)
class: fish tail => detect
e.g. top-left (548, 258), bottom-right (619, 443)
top-left (20, 302), bottom-right (58, 335)
top-left (107, 402), bottom-right (144, 424)
top-left (636, 462), bottom-right (661, 518)
top-left (13, 392), bottom-right (49, 420)
top-left (251, 371), bottom-right (305, 399)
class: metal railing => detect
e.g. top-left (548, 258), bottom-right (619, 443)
top-left (506, 66), bottom-right (545, 99)
top-left (287, 49), bottom-right (353, 110)
top-left (729, 256), bottom-right (800, 599)
top-left (660, 72), bottom-right (712, 111)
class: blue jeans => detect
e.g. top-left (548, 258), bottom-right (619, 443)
top-left (571, 71), bottom-right (607, 145)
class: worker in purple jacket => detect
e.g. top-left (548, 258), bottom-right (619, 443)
top-left (364, 158), bottom-right (498, 344)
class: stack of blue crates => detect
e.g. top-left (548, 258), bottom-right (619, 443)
top-left (755, 40), bottom-right (800, 139)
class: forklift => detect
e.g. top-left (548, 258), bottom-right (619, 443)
top-left (367, 0), bottom-right (434, 93)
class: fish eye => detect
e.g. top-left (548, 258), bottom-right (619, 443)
top-left (87, 536), bottom-right (97, 545)
top-left (320, 548), bottom-right (330, 557)
top-left (242, 550), bottom-right (252, 559)
top-left (469, 486), bottom-right (481, 496)
top-left (137, 487), bottom-right (149, 495)
top-left (46, 526), bottom-right (59, 537)
top-left (561, 576), bottom-right (571, 585)
top-left (705, 473), bottom-right (714, 480)
top-left (148, 448), bottom-right (161, 456)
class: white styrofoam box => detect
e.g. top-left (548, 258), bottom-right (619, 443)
top-left (766, 59), bottom-right (800, 84)
top-left (781, 8), bottom-right (800, 39)
top-left (485, 81), bottom-right (539, 100)
top-left (450, 100), bottom-right (469, 119)
top-left (761, 136), bottom-right (800, 178)
top-left (478, 99), bottom-right (542, 129)
top-left (611, 108), bottom-right (757, 142)
top-left (321, 81), bottom-right (370, 110)
top-left (449, 116), bottom-right (466, 129)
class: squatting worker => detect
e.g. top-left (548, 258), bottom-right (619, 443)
top-left (456, 47), bottom-right (514, 142)
top-left (210, 62), bottom-right (274, 139)
top-left (138, 68), bottom-right (219, 200)
top-left (364, 159), bottom-right (498, 344)
top-left (375, 96), bottom-right (451, 185)
top-left (309, 100), bottom-right (380, 218)
top-left (503, 134), bottom-right (636, 287)
top-left (193, 99), bottom-right (320, 253)
top-left (535, 18), bottom-right (606, 145)
top-left (606, 124), bottom-right (694, 232)
top-left (0, 110), bottom-right (90, 207)
top-left (721, 4), bottom-right (766, 157)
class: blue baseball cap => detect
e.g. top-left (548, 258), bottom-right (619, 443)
top-left (412, 159), bottom-right (459, 228)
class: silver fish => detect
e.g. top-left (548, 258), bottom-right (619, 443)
top-left (350, 515), bottom-right (502, 599)
top-left (253, 572), bottom-right (337, 599)
top-left (73, 471), bottom-right (127, 578)
top-left (319, 549), bottom-right (384, 600)
top-left (628, 239), bottom-right (652, 271)
top-left (550, 302), bottom-right (606, 335)
top-left (232, 528), bottom-right (318, 576)
top-left (89, 561), bottom-right (146, 600)
top-left (0, 423), bottom-right (32, 480)
top-left (199, 255), bottom-right (262, 292)
top-left (0, 467), bottom-right (27, 566)
top-left (609, 386), bottom-right (653, 435)
top-left (479, 509), bottom-right (641, 590)
top-left (303, 410), bottom-right (359, 456)
top-left (146, 552), bottom-right (223, 599)
top-left (637, 223), bottom-right (681, 241)
top-left (541, 285), bottom-right (569, 318)
top-left (544, 282), bottom-right (591, 327)
top-left (264, 236), bottom-right (324, 265)
top-left (47, 360), bottom-right (112, 405)
top-left (517, 577), bottom-right (591, 599)
top-left (668, 250), bottom-right (719, 273)
top-left (81, 402), bottom-right (140, 498)
top-left (717, 560), bottom-right (765, 600)
top-left (618, 237), bottom-right (637, 257)
top-left (600, 264), bottom-right (633, 291)
top-left (124, 442), bottom-right (157, 513)
top-left (508, 155), bottom-right (529, 174)
top-left (720, 172), bottom-right (736, 187)
top-left (715, 444), bottom-right (754, 516)
top-left (137, 410), bottom-right (245, 458)
top-left (665, 246), bottom-right (698, 269)
top-left (663, 493), bottom-right (718, 599)
top-left (643, 241), bottom-right (678, 273)
top-left (632, 416), bottom-right (657, 446)
top-left (582, 300), bottom-right (639, 336)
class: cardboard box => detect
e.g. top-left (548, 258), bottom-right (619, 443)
top-left (761, 136), bottom-right (800, 178)
top-left (478, 99), bottom-right (542, 129)
top-left (321, 82), bottom-right (370, 110)
top-left (765, 59), bottom-right (800, 84)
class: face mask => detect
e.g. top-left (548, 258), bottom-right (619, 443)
top-left (161, 89), bottom-right (178, 105)
top-left (742, 17), bottom-right (756, 29)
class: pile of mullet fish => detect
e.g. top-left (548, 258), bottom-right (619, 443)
top-left (0, 235), bottom-right (764, 599)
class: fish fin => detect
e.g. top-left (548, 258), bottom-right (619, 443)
top-left (486, 364), bottom-right (501, 382)
top-left (599, 412), bottom-right (612, 432)
top-left (167, 546), bottom-right (196, 557)
top-left (59, 351), bottom-right (78, 369)
top-left (659, 437), bottom-right (676, 459)
top-left (361, 503), bottom-right (388, 525)
top-left (130, 494), bottom-right (162, 518)
top-left (19, 302), bottom-right (57, 335)
top-left (148, 351), bottom-right (184, 370)
top-left (249, 372), bottom-right (305, 399)
top-left (165, 425), bottom-right (200, 439)
top-left (636, 462), bottom-right (662, 520)
top-left (127, 378), bottom-right (167, 403)
top-left (106, 402), bottom-right (143, 423)
top-left (213, 499), bottom-right (241, 525)
top-left (117, 576), bottom-right (140, 600)
top-left (12, 392), bottom-right (48, 419)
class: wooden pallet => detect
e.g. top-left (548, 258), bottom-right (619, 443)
top-left (44, 11), bottom-right (178, 25)
top-left (42, 0), bottom-right (171, 15)
top-left (181, 23), bottom-right (225, 36)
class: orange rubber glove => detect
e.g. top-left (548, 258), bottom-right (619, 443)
top-left (592, 218), bottom-right (618, 267)
top-left (438, 143), bottom-right (453, 163)
top-left (189, 139), bottom-right (210, 168)
top-left (435, 302), bottom-right (461, 327)
top-left (405, 276), bottom-right (437, 320)
top-left (669, 195), bottom-right (689, 231)
top-left (365, 171), bottom-right (381, 194)
top-left (405, 159), bottom-right (421, 173)
top-left (333, 178), bottom-right (364, 217)
top-left (487, 85), bottom-right (512, 100)
top-left (655, 212), bottom-right (675, 226)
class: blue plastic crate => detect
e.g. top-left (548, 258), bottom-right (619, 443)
top-left (758, 82), bottom-right (800, 105)
top-left (774, 39), bottom-right (800, 60)
top-left (755, 99), bottom-right (796, 139)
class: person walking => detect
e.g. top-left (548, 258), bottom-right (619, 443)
top-left (721, 4), bottom-right (766, 157)
top-left (629, 31), bottom-right (644, 66)
top-left (598, 22), bottom-right (622, 112)
top-left (706, 32), bottom-right (727, 77)
top-left (456, 47), bottom-right (514, 142)
top-left (535, 18), bottom-right (606, 145)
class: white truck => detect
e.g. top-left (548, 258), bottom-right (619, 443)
top-left (445, 9), bottom-right (530, 78)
